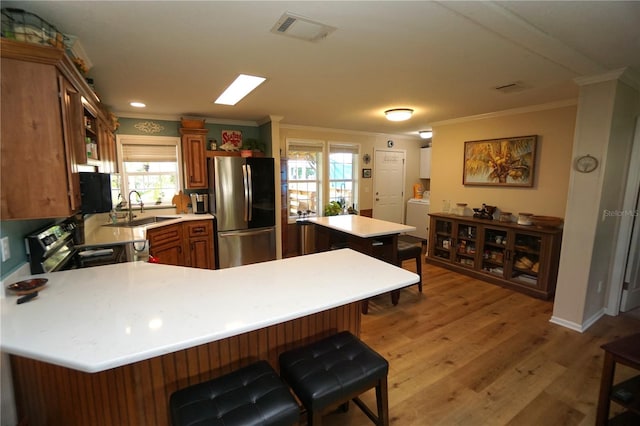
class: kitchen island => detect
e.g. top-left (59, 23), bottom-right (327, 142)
top-left (309, 214), bottom-right (415, 265)
top-left (1, 249), bottom-right (418, 425)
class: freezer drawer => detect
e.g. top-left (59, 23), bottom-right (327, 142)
top-left (217, 227), bottom-right (276, 268)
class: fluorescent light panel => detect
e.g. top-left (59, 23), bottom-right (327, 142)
top-left (214, 74), bottom-right (266, 105)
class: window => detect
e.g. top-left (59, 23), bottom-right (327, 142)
top-left (329, 143), bottom-right (359, 211)
top-left (116, 135), bottom-right (182, 208)
top-left (286, 140), bottom-right (323, 217)
top-left (286, 139), bottom-right (359, 220)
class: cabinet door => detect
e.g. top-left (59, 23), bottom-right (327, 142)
top-left (182, 133), bottom-right (207, 189)
top-left (420, 147), bottom-right (431, 179)
top-left (1, 57), bottom-right (80, 219)
top-left (452, 221), bottom-right (479, 269)
top-left (151, 243), bottom-right (184, 266)
top-left (480, 226), bottom-right (509, 278)
top-left (148, 224), bottom-right (184, 265)
top-left (430, 217), bottom-right (454, 261)
top-left (507, 231), bottom-right (544, 289)
top-left (185, 220), bottom-right (214, 269)
top-left (97, 116), bottom-right (116, 173)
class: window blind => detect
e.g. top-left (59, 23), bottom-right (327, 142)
top-left (122, 144), bottom-right (177, 162)
top-left (329, 143), bottom-right (359, 155)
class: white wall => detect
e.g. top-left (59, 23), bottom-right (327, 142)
top-left (552, 70), bottom-right (640, 331)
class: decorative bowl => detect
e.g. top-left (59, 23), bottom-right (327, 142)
top-left (7, 278), bottom-right (48, 295)
top-left (530, 215), bottom-right (563, 229)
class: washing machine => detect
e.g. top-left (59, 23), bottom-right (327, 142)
top-left (406, 196), bottom-right (430, 240)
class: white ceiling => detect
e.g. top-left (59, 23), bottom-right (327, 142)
top-left (4, 1), bottom-right (640, 137)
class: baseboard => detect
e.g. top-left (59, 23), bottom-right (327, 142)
top-left (549, 308), bottom-right (606, 333)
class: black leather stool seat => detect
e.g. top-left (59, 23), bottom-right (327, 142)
top-left (170, 360), bottom-right (299, 426)
top-left (279, 331), bottom-right (389, 426)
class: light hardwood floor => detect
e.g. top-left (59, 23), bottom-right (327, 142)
top-left (321, 260), bottom-right (640, 426)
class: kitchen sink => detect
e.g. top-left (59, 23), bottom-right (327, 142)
top-left (104, 216), bottom-right (176, 228)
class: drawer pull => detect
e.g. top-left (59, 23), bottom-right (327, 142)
top-left (193, 227), bottom-right (205, 233)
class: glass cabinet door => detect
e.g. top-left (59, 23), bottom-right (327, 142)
top-left (481, 227), bottom-right (508, 277)
top-left (507, 232), bottom-right (542, 287)
top-left (454, 222), bottom-right (477, 268)
top-left (433, 218), bottom-right (453, 260)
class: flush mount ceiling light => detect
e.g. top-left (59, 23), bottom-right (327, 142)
top-left (419, 130), bottom-right (433, 139)
top-left (214, 74), bottom-right (266, 106)
top-left (385, 108), bottom-right (413, 121)
top-left (130, 102), bottom-right (146, 108)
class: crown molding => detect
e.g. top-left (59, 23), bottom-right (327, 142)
top-left (113, 111), bottom-right (260, 127)
top-left (279, 123), bottom-right (418, 140)
top-left (429, 99), bottom-right (578, 128)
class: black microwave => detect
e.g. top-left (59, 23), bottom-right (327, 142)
top-left (79, 172), bottom-right (112, 213)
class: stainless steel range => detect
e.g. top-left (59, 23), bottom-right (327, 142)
top-left (25, 222), bottom-right (79, 274)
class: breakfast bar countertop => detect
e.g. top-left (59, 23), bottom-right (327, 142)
top-left (0, 249), bottom-right (418, 373)
top-left (308, 215), bottom-right (416, 238)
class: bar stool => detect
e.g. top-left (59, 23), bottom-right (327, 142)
top-left (390, 239), bottom-right (423, 305)
top-left (170, 360), bottom-right (300, 426)
top-left (279, 331), bottom-right (389, 426)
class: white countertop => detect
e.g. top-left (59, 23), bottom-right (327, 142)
top-left (0, 249), bottom-right (418, 373)
top-left (81, 211), bottom-right (215, 247)
top-left (308, 215), bottom-right (416, 238)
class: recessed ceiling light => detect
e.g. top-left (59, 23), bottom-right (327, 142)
top-left (214, 74), bottom-right (266, 106)
top-left (130, 102), bottom-right (146, 108)
top-left (385, 108), bottom-right (413, 121)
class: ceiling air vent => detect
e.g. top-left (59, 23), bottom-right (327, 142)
top-left (494, 81), bottom-right (528, 94)
top-left (271, 12), bottom-right (336, 42)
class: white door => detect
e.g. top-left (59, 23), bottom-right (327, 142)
top-left (373, 149), bottom-right (405, 223)
top-left (621, 186), bottom-right (640, 312)
top-left (620, 116), bottom-right (640, 312)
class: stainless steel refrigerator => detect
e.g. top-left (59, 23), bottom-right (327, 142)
top-left (208, 156), bottom-right (276, 268)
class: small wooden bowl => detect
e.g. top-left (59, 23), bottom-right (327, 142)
top-left (530, 215), bottom-right (563, 229)
top-left (6, 278), bottom-right (48, 295)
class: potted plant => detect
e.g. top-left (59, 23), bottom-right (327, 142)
top-left (242, 138), bottom-right (266, 157)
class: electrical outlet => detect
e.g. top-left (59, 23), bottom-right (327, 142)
top-left (1, 237), bottom-right (10, 262)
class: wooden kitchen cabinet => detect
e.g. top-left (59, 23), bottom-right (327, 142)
top-left (180, 128), bottom-right (208, 189)
top-left (1, 39), bottom-right (113, 219)
top-left (1, 40), bottom-right (85, 219)
top-left (147, 223), bottom-right (185, 266)
top-left (97, 114), bottom-right (117, 173)
top-left (148, 220), bottom-right (215, 269)
top-left (427, 213), bottom-right (562, 299)
top-left (184, 220), bottom-right (214, 269)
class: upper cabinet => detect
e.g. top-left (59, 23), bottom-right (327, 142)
top-left (0, 39), bottom-right (115, 220)
top-left (180, 128), bottom-right (208, 189)
top-left (420, 147), bottom-right (431, 179)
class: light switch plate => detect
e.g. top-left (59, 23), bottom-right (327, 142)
top-left (1, 237), bottom-right (10, 262)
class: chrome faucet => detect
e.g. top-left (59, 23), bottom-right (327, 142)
top-left (128, 190), bottom-right (144, 222)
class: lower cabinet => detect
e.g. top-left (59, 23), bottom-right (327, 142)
top-left (184, 220), bottom-right (214, 269)
top-left (427, 213), bottom-right (562, 299)
top-left (147, 223), bottom-right (185, 266)
top-left (147, 219), bottom-right (215, 269)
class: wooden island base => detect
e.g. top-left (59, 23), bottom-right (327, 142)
top-left (11, 303), bottom-right (361, 426)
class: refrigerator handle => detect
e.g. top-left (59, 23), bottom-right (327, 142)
top-left (247, 164), bottom-right (253, 221)
top-left (242, 164), bottom-right (249, 222)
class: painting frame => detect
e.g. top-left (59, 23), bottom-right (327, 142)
top-left (463, 135), bottom-right (537, 187)
top-left (362, 168), bottom-right (372, 178)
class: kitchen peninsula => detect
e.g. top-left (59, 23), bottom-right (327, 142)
top-left (1, 249), bottom-right (418, 426)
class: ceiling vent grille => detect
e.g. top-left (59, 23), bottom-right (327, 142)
top-left (271, 12), bottom-right (336, 42)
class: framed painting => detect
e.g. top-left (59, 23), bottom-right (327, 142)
top-left (362, 168), bottom-right (372, 178)
top-left (463, 135), bottom-right (537, 187)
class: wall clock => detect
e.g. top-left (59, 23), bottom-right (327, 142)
top-left (574, 154), bottom-right (599, 173)
top-left (387, 140), bottom-right (394, 148)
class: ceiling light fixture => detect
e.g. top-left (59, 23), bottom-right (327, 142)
top-left (419, 130), bottom-right (433, 139)
top-left (130, 102), bottom-right (146, 108)
top-left (214, 74), bottom-right (266, 106)
top-left (385, 108), bottom-right (413, 121)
